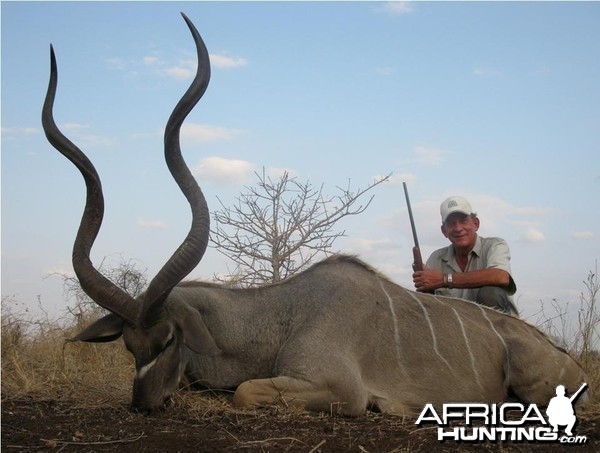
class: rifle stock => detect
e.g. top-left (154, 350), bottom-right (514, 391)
top-left (412, 246), bottom-right (425, 272)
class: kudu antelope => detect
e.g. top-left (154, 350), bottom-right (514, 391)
top-left (43, 14), bottom-right (588, 416)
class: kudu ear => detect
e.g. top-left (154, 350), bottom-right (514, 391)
top-left (178, 305), bottom-right (221, 356)
top-left (69, 313), bottom-right (125, 343)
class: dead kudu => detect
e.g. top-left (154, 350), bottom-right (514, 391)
top-left (43, 14), bottom-right (588, 416)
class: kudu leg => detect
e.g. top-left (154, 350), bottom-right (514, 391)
top-left (233, 376), bottom-right (368, 416)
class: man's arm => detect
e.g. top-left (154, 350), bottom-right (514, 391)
top-left (413, 267), bottom-right (511, 293)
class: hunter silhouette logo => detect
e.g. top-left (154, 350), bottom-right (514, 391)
top-left (546, 383), bottom-right (587, 437)
top-left (415, 382), bottom-right (589, 444)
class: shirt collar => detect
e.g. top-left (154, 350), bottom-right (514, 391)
top-left (441, 235), bottom-right (482, 265)
top-left (470, 235), bottom-right (483, 257)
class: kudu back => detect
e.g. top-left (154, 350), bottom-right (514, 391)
top-left (43, 14), bottom-right (589, 416)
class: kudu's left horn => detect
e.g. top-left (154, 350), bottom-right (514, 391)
top-left (42, 13), bottom-right (211, 325)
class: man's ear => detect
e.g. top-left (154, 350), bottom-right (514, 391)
top-left (441, 223), bottom-right (448, 238)
top-left (68, 313), bottom-right (125, 343)
top-left (178, 306), bottom-right (221, 356)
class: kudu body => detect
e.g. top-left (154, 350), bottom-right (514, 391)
top-left (43, 14), bottom-right (588, 416)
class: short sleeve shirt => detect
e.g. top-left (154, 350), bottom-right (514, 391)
top-left (425, 236), bottom-right (517, 302)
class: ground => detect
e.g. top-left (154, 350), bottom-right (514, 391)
top-left (2, 395), bottom-right (600, 452)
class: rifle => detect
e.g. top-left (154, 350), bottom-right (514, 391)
top-left (569, 382), bottom-right (588, 403)
top-left (403, 182), bottom-right (425, 272)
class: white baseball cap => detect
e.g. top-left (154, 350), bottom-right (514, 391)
top-left (440, 196), bottom-right (476, 223)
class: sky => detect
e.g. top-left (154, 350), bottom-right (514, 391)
top-left (2, 1), bottom-right (599, 328)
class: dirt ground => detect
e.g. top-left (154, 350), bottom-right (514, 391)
top-left (2, 394), bottom-right (600, 452)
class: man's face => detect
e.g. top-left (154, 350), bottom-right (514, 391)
top-left (441, 213), bottom-right (480, 251)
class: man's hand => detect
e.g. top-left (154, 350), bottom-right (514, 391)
top-left (412, 267), bottom-right (445, 293)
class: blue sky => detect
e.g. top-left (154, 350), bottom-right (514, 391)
top-left (2, 1), bottom-right (599, 324)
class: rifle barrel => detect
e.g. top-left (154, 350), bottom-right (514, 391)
top-left (403, 182), bottom-right (420, 250)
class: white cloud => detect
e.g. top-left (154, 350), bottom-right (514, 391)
top-left (53, 123), bottom-right (115, 149)
top-left (210, 53), bottom-right (248, 69)
top-left (61, 123), bottom-right (89, 132)
top-left (470, 195), bottom-right (548, 217)
top-left (19, 121), bottom-right (114, 149)
top-left (376, 2), bottom-right (414, 16)
top-left (192, 156), bottom-right (256, 185)
top-left (146, 58), bottom-right (197, 80)
top-left (180, 123), bottom-right (241, 144)
top-left (163, 54), bottom-right (247, 80)
top-left (69, 133), bottom-right (115, 149)
top-left (1, 126), bottom-right (40, 137)
top-left (414, 145), bottom-right (449, 165)
top-left (108, 51), bottom-right (247, 82)
top-left (191, 158), bottom-right (295, 186)
top-left (522, 227), bottom-right (546, 244)
top-left (399, 145), bottom-right (450, 166)
top-left (572, 231), bottom-right (595, 240)
top-left (165, 65), bottom-right (194, 80)
top-left (143, 56), bottom-right (161, 66)
top-left (137, 218), bottom-right (167, 230)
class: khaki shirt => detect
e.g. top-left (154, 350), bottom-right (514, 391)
top-left (426, 236), bottom-right (517, 302)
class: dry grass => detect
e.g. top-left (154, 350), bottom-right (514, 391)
top-left (1, 305), bottom-right (132, 405)
top-left (577, 354), bottom-right (600, 417)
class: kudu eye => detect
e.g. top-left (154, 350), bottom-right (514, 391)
top-left (164, 334), bottom-right (175, 350)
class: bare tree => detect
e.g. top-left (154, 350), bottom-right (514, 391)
top-left (211, 170), bottom-right (389, 286)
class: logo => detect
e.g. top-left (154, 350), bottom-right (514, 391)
top-left (447, 200), bottom-right (458, 209)
top-left (415, 383), bottom-right (588, 444)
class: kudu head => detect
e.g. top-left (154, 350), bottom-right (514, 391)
top-left (42, 13), bottom-right (220, 412)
